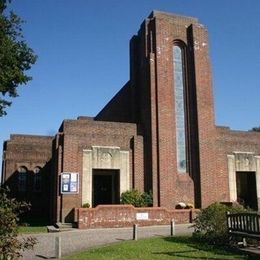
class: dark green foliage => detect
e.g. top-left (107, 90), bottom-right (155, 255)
top-left (0, 187), bottom-right (37, 259)
top-left (141, 190), bottom-right (153, 207)
top-left (120, 189), bottom-right (153, 207)
top-left (192, 202), bottom-right (246, 245)
top-left (120, 189), bottom-right (143, 207)
top-left (82, 203), bottom-right (90, 208)
top-left (251, 126), bottom-right (260, 132)
top-left (0, 0), bottom-right (37, 116)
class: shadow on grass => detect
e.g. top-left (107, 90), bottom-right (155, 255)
top-left (152, 236), bottom-right (258, 259)
top-left (19, 216), bottom-right (49, 227)
top-left (35, 255), bottom-right (56, 259)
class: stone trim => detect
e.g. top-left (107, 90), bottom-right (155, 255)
top-left (82, 146), bottom-right (130, 207)
top-left (227, 152), bottom-right (260, 210)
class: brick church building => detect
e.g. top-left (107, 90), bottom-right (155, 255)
top-left (2, 11), bottom-right (260, 224)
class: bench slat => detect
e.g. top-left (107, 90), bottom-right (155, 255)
top-left (226, 212), bottom-right (260, 240)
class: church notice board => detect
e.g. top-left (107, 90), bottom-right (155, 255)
top-left (60, 172), bottom-right (79, 194)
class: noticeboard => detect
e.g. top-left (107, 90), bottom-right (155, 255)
top-left (60, 172), bottom-right (79, 194)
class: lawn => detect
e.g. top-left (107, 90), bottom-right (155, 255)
top-left (63, 236), bottom-right (257, 259)
top-left (18, 217), bottom-right (48, 233)
top-left (18, 225), bottom-right (47, 233)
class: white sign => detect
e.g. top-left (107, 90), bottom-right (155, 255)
top-left (136, 212), bottom-right (149, 220)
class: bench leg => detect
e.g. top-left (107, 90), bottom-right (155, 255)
top-left (243, 237), bottom-right (247, 247)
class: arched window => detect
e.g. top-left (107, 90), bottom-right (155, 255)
top-left (33, 166), bottom-right (42, 192)
top-left (18, 166), bottom-right (27, 192)
top-left (173, 44), bottom-right (187, 173)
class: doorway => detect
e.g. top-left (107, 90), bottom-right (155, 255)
top-left (92, 169), bottom-right (120, 207)
top-left (236, 171), bottom-right (257, 210)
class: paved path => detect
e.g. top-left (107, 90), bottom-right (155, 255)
top-left (20, 224), bottom-right (193, 259)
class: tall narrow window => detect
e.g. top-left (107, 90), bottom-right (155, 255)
top-left (18, 166), bottom-right (27, 192)
top-left (33, 167), bottom-right (42, 192)
top-left (173, 45), bottom-right (187, 173)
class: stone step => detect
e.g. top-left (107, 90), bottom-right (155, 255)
top-left (47, 225), bottom-right (60, 233)
top-left (55, 222), bottom-right (75, 231)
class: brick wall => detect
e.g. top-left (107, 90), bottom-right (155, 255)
top-left (2, 134), bottom-right (53, 218)
top-left (53, 117), bottom-right (144, 222)
top-left (76, 205), bottom-right (199, 229)
top-left (95, 81), bottom-right (136, 123)
top-left (131, 11), bottom-right (213, 208)
top-left (213, 127), bottom-right (260, 203)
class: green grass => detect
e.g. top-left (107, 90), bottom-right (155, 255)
top-left (63, 236), bottom-right (257, 259)
top-left (18, 225), bottom-right (47, 233)
top-left (18, 217), bottom-right (48, 233)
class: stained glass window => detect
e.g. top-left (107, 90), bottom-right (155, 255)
top-left (173, 45), bottom-right (187, 173)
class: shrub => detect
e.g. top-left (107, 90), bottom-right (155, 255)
top-left (120, 189), bottom-right (153, 207)
top-left (0, 187), bottom-right (37, 259)
top-left (121, 189), bottom-right (143, 207)
top-left (192, 202), bottom-right (245, 245)
top-left (82, 203), bottom-right (90, 208)
top-left (141, 190), bottom-right (153, 207)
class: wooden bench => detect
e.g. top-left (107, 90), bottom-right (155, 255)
top-left (226, 212), bottom-right (260, 245)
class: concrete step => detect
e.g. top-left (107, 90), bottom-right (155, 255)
top-left (55, 222), bottom-right (75, 231)
top-left (47, 225), bottom-right (60, 233)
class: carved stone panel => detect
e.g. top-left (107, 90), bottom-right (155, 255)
top-left (82, 146), bottom-right (130, 207)
top-left (227, 152), bottom-right (260, 210)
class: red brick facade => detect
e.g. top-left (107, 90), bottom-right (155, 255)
top-left (2, 135), bottom-right (53, 218)
top-left (2, 11), bottom-right (260, 224)
top-left (76, 205), bottom-right (199, 229)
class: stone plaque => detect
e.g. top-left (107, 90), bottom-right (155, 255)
top-left (136, 212), bottom-right (149, 220)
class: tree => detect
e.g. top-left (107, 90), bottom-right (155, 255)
top-left (0, 187), bottom-right (37, 259)
top-left (251, 126), bottom-right (260, 132)
top-left (0, 0), bottom-right (37, 116)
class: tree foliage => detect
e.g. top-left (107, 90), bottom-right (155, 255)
top-left (0, 187), bottom-right (37, 259)
top-left (0, 0), bottom-right (37, 116)
top-left (251, 126), bottom-right (260, 132)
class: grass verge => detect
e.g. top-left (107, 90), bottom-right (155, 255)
top-left (18, 217), bottom-right (48, 233)
top-left (62, 236), bottom-right (257, 259)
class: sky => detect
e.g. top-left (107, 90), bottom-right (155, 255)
top-left (1, 0), bottom-right (260, 174)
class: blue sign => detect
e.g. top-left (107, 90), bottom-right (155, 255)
top-left (61, 172), bottom-right (79, 194)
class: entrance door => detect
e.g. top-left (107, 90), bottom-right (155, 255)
top-left (92, 169), bottom-right (120, 207)
top-left (236, 171), bottom-right (257, 210)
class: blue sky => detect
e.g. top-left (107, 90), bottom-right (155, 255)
top-left (1, 0), bottom-right (260, 174)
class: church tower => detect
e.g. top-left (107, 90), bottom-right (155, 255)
top-left (130, 11), bottom-right (216, 208)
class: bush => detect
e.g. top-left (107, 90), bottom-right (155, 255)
top-left (140, 190), bottom-right (153, 207)
top-left (120, 189), bottom-right (153, 207)
top-left (0, 187), bottom-right (37, 259)
top-left (192, 202), bottom-right (245, 245)
top-left (82, 203), bottom-right (90, 208)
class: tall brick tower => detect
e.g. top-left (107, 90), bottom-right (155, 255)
top-left (130, 11), bottom-right (216, 208)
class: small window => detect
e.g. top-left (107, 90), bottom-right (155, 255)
top-left (18, 166), bottom-right (27, 192)
top-left (33, 167), bottom-right (42, 192)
